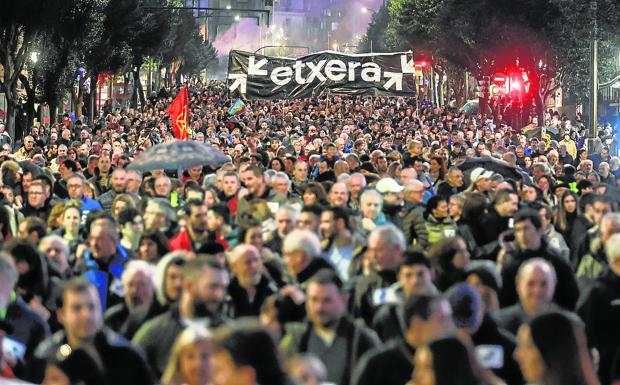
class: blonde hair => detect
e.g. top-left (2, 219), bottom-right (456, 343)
top-left (161, 326), bottom-right (213, 385)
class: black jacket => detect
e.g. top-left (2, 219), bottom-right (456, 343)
top-left (577, 270), bottom-right (620, 385)
top-left (371, 303), bottom-right (407, 343)
top-left (435, 181), bottom-right (466, 200)
top-left (480, 208), bottom-right (511, 260)
top-left (351, 269), bottom-right (398, 326)
top-left (227, 274), bottom-right (279, 318)
top-left (5, 296), bottom-right (50, 383)
top-left (35, 328), bottom-right (154, 385)
top-left (500, 240), bottom-right (579, 311)
top-left (351, 339), bottom-right (415, 385)
top-left (132, 305), bottom-right (226, 377)
top-left (472, 314), bottom-right (524, 385)
top-left (20, 202), bottom-right (52, 222)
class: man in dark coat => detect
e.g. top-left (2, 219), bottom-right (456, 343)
top-left (281, 270), bottom-right (380, 385)
top-left (34, 278), bottom-right (154, 385)
top-left (226, 244), bottom-right (280, 318)
top-left (447, 283), bottom-right (523, 385)
top-left (133, 258), bottom-right (228, 377)
top-left (351, 294), bottom-right (454, 385)
top-left (499, 209), bottom-right (579, 311)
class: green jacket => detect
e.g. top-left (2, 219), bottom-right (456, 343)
top-left (425, 214), bottom-right (457, 245)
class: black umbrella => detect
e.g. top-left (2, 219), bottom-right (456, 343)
top-left (127, 141), bottom-right (230, 172)
top-left (456, 156), bottom-right (523, 180)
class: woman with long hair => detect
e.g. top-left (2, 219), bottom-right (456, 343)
top-left (302, 182), bottom-right (328, 207)
top-left (429, 156), bottom-right (447, 186)
top-left (162, 326), bottom-right (213, 385)
top-left (412, 336), bottom-right (489, 385)
top-left (514, 311), bottom-right (599, 385)
top-left (456, 192), bottom-right (489, 259)
top-left (553, 190), bottom-right (578, 243)
top-left (428, 236), bottom-right (471, 292)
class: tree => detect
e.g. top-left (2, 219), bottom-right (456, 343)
top-left (358, 4), bottom-right (407, 53)
top-left (0, 0), bottom-right (63, 141)
top-left (28, 0), bottom-right (107, 125)
top-left (175, 30), bottom-right (218, 82)
top-left (128, 0), bottom-right (175, 108)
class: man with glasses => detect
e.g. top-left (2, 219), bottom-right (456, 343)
top-left (66, 173), bottom-right (102, 221)
top-left (20, 180), bottom-right (51, 222)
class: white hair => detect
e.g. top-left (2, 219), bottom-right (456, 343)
top-left (228, 244), bottom-right (260, 265)
top-left (337, 173), bottom-right (351, 182)
top-left (517, 258), bottom-right (557, 284)
top-left (122, 260), bottom-right (156, 286)
top-left (277, 205), bottom-right (300, 222)
top-left (369, 224), bottom-right (405, 251)
top-left (360, 189), bottom-right (384, 206)
top-left (273, 171), bottom-right (291, 186)
top-left (606, 233), bottom-right (620, 262)
top-left (283, 229), bottom-right (321, 259)
top-left (38, 234), bottom-right (70, 260)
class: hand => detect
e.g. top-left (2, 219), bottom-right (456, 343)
top-left (237, 187), bottom-right (249, 199)
top-left (279, 285), bottom-right (305, 305)
top-left (29, 296), bottom-right (51, 321)
top-left (361, 217), bottom-right (377, 232)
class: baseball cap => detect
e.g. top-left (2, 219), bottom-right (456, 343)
top-left (469, 167), bottom-right (494, 184)
top-left (376, 178), bottom-right (404, 194)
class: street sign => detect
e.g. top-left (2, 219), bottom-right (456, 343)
top-left (492, 72), bottom-right (506, 86)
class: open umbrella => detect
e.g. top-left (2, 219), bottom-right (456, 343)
top-left (127, 141), bottom-right (229, 172)
top-left (459, 99), bottom-right (492, 115)
top-left (456, 156), bottom-right (523, 180)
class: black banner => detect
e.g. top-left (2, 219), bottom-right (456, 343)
top-left (227, 50), bottom-right (416, 100)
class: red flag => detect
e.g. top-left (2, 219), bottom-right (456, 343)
top-left (166, 86), bottom-right (190, 140)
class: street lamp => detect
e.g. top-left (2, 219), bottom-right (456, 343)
top-left (225, 4), bottom-right (231, 9)
top-left (234, 15), bottom-right (240, 21)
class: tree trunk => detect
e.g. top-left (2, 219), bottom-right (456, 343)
top-left (19, 74), bottom-right (36, 129)
top-left (89, 73), bottom-right (98, 122)
top-left (5, 96), bottom-right (17, 146)
top-left (49, 97), bottom-right (58, 124)
top-left (131, 61), bottom-right (145, 109)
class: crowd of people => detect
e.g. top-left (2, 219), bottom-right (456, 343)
top-left (0, 81), bottom-right (619, 385)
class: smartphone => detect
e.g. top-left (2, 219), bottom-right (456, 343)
top-left (3, 336), bottom-right (26, 362)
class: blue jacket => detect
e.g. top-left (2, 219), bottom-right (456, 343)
top-left (81, 244), bottom-right (129, 311)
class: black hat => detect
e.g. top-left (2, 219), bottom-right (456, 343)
top-left (466, 260), bottom-right (502, 292)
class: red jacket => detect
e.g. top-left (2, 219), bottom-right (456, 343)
top-left (169, 228), bottom-right (230, 252)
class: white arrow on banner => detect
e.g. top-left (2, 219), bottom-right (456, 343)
top-left (248, 56), bottom-right (268, 76)
top-left (401, 55), bottom-right (414, 74)
top-left (228, 73), bottom-right (247, 93)
top-left (383, 72), bottom-right (403, 91)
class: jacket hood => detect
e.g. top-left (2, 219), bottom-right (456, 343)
top-left (154, 251), bottom-right (187, 306)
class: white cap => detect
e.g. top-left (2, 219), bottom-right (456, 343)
top-left (470, 167), bottom-right (494, 184)
top-left (376, 178), bottom-right (404, 194)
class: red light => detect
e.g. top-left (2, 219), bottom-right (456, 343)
top-left (510, 79), bottom-right (521, 92)
top-left (420, 61), bottom-right (427, 67)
